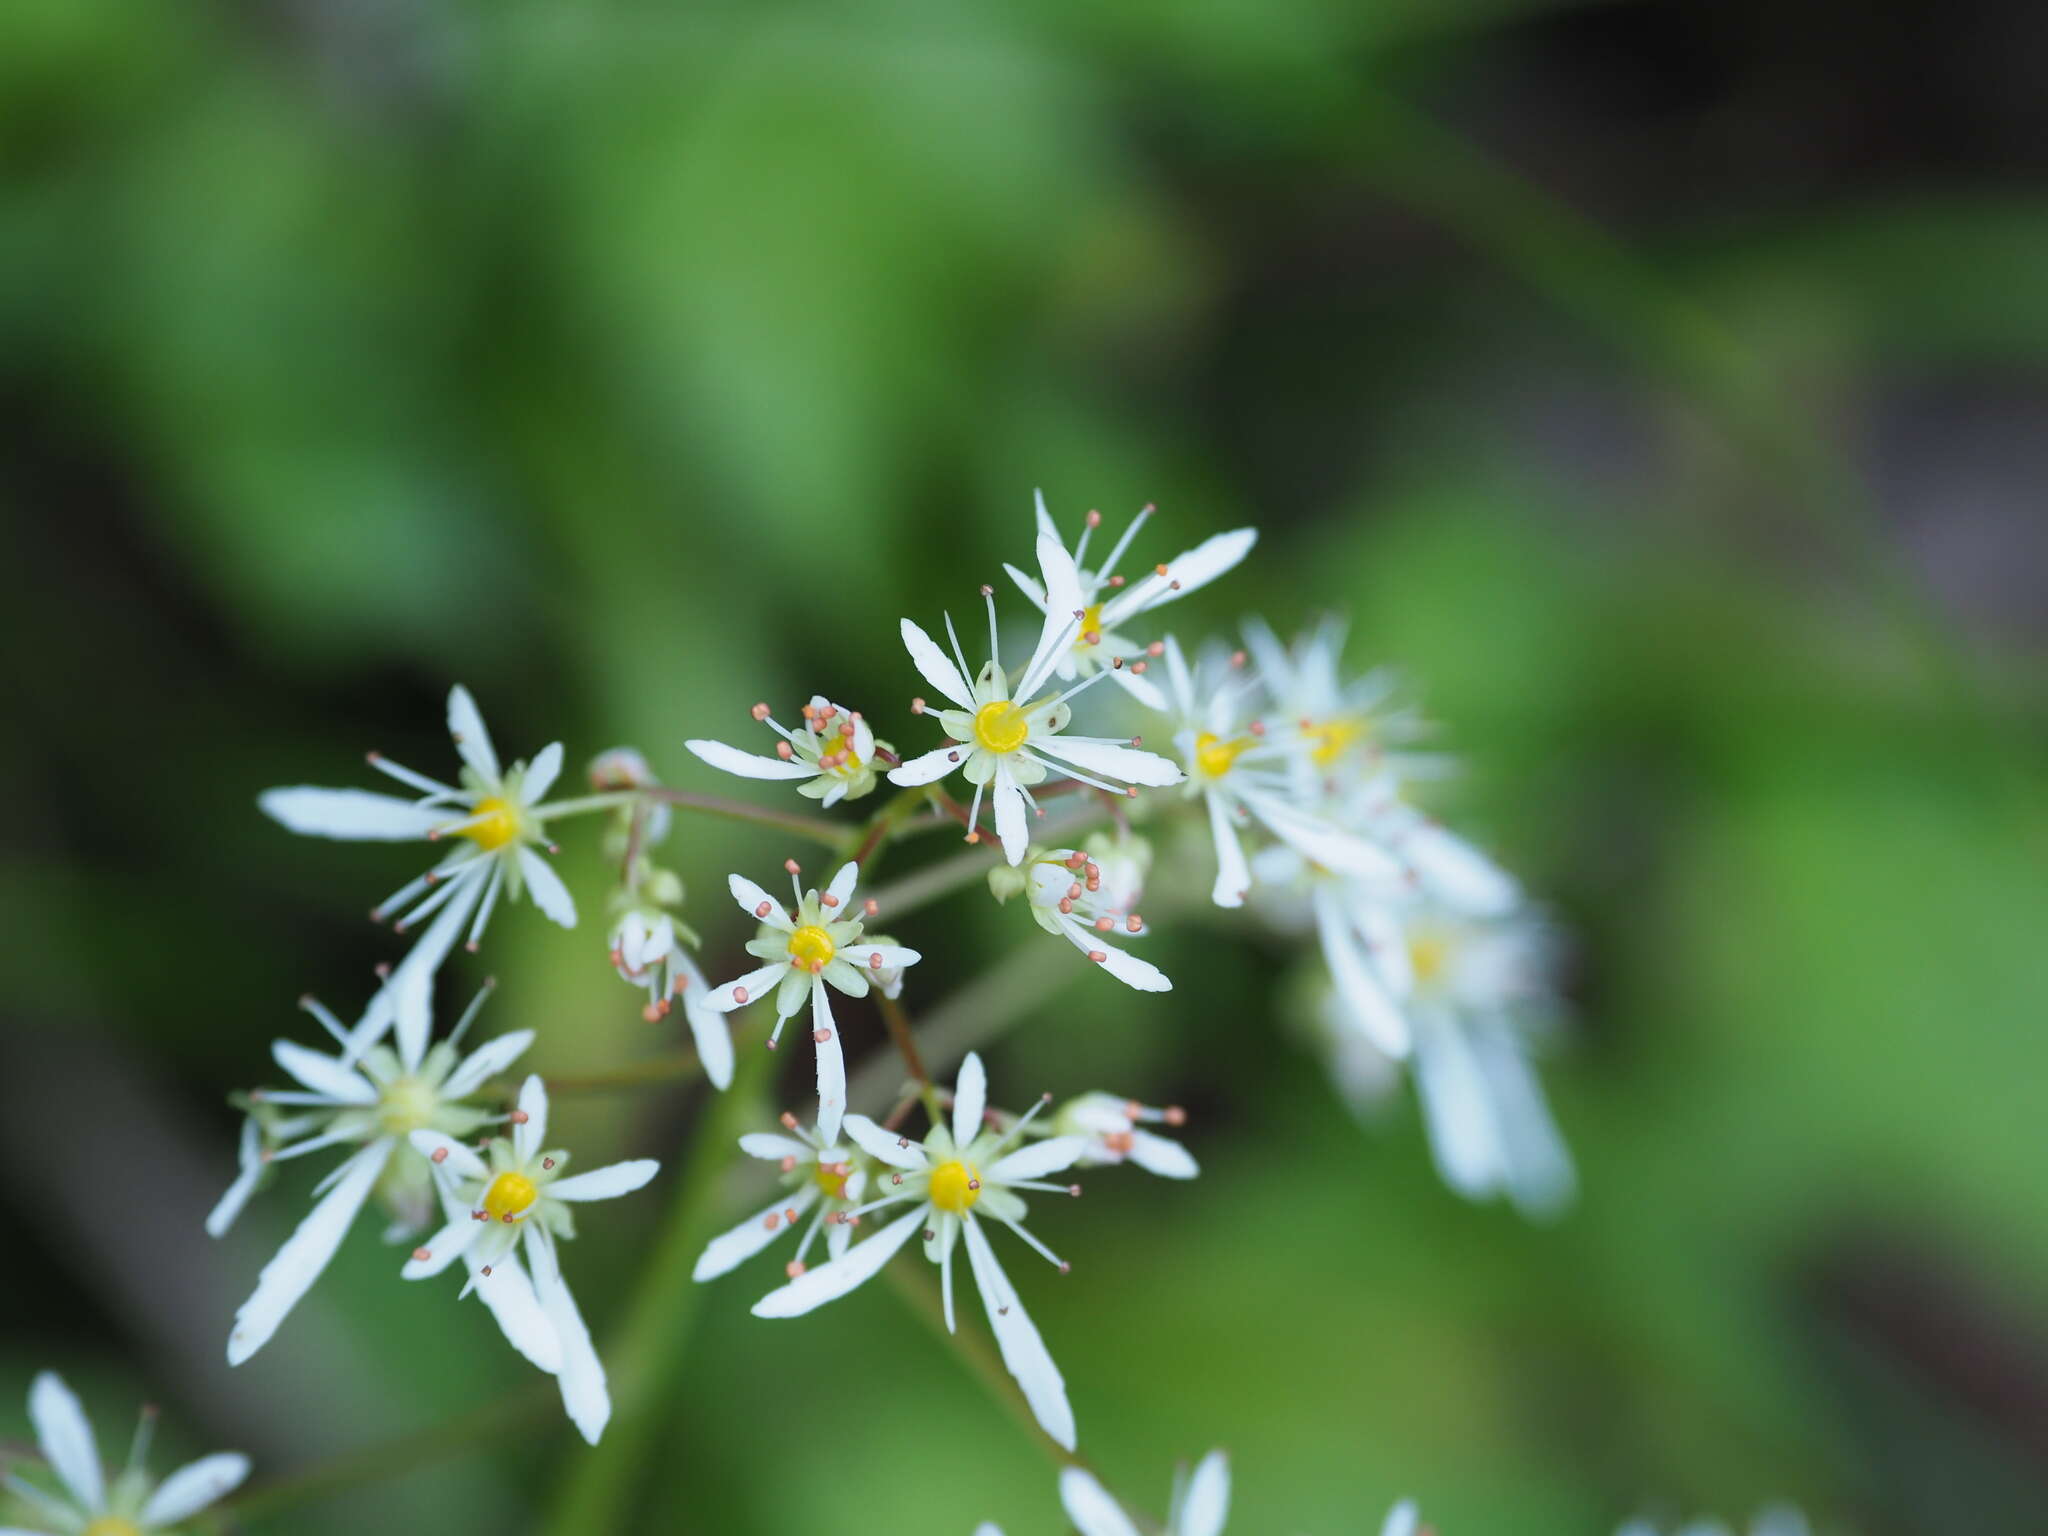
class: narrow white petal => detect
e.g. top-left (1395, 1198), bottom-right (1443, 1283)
top-left (258, 787), bottom-right (445, 841)
top-left (694, 1185), bottom-right (819, 1282)
top-left (707, 963), bottom-right (789, 1012)
top-left (1103, 527), bottom-right (1256, 622)
top-left (750, 1204), bottom-right (925, 1317)
top-left (1207, 791), bottom-right (1251, 908)
top-left (447, 684), bottom-right (500, 783)
top-left (986, 1135), bottom-right (1085, 1182)
top-left (521, 741), bottom-right (565, 805)
top-left (952, 1051), bottom-right (987, 1146)
top-left (400, 1213), bottom-right (482, 1278)
top-left (728, 873), bottom-right (795, 929)
top-left (548, 1160), bottom-right (659, 1202)
top-left (205, 1120), bottom-right (265, 1238)
top-left (1475, 1030), bottom-right (1577, 1217)
top-left (1034, 737), bottom-right (1183, 787)
top-left (1059, 1466), bottom-right (1141, 1536)
top-left (27, 1371), bottom-right (103, 1512)
top-left (515, 1075), bottom-right (548, 1162)
top-left (1414, 1021), bottom-right (1503, 1199)
top-left (899, 618), bottom-right (975, 710)
top-left (885, 744), bottom-right (961, 788)
top-left (227, 1140), bottom-right (392, 1364)
top-left (271, 1040), bottom-right (376, 1104)
top-left (1020, 531), bottom-right (1087, 698)
top-left (961, 1217), bottom-right (1074, 1450)
top-left (1246, 792), bottom-right (1402, 883)
top-left (1314, 888), bottom-right (1411, 1058)
top-left (138, 1453), bottom-right (252, 1525)
top-left (737, 1132), bottom-right (812, 1162)
top-left (840, 1114), bottom-right (927, 1171)
top-left (1004, 561), bottom-right (1049, 610)
top-left (472, 1253), bottom-right (564, 1374)
top-left (686, 739), bottom-right (817, 781)
top-left (1128, 1130), bottom-right (1199, 1179)
top-left (1069, 929), bottom-right (1170, 992)
top-left (517, 846), bottom-right (577, 928)
top-left (409, 1130), bottom-right (489, 1182)
top-left (849, 943), bottom-right (920, 971)
top-left (812, 981), bottom-right (847, 1145)
top-left (441, 1029), bottom-right (537, 1099)
top-left (824, 861), bottom-right (860, 912)
top-left (1405, 823), bottom-right (1519, 916)
top-left (992, 765), bottom-right (1028, 866)
top-left (526, 1230), bottom-right (610, 1444)
top-left (683, 988), bottom-right (735, 1091)
top-left (1179, 1449), bottom-right (1231, 1536)
top-left (1380, 1500), bottom-right (1421, 1536)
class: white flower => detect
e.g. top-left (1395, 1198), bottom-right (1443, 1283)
top-left (588, 745), bottom-right (672, 844)
top-left (608, 908), bottom-right (733, 1090)
top-left (1052, 1092), bottom-right (1197, 1178)
top-left (691, 1114), bottom-right (868, 1282)
top-left (702, 860), bottom-right (919, 1144)
top-left (1160, 636), bottom-right (1402, 909)
top-left (217, 984), bottom-right (531, 1366)
top-left (8, 1371), bottom-right (248, 1535)
top-left (1060, 1450), bottom-right (1230, 1536)
top-left (1240, 616), bottom-right (1439, 792)
top-left (406, 1076), bottom-right (659, 1444)
top-left (258, 684), bottom-right (579, 982)
top-left (887, 566), bottom-right (1184, 865)
top-left (687, 697), bottom-right (894, 806)
top-left (1619, 1507), bottom-right (1811, 1536)
top-left (751, 1053), bottom-right (1087, 1450)
top-left (1382, 903), bottom-right (1575, 1217)
top-left (1004, 491), bottom-right (1257, 710)
top-left (1381, 1501), bottom-right (1426, 1536)
top-left (1021, 848), bottom-right (1170, 992)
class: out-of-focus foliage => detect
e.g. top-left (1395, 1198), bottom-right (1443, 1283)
top-left (3, 0), bottom-right (2044, 1533)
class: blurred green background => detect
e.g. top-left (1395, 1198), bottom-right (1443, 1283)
top-left (3, 0), bottom-right (2045, 1532)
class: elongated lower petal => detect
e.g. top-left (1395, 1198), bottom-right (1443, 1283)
top-left (961, 1216), bottom-right (1075, 1450)
top-left (751, 1203), bottom-right (925, 1317)
top-left (27, 1371), bottom-right (102, 1512)
top-left (227, 1139), bottom-right (393, 1364)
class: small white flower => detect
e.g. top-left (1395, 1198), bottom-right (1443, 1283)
top-left (1619, 1507), bottom-right (1811, 1536)
top-left (588, 745), bottom-right (672, 844)
top-left (608, 907), bottom-right (733, 1090)
top-left (702, 860), bottom-right (919, 1144)
top-left (751, 1053), bottom-right (1087, 1450)
top-left (1052, 1092), bottom-right (1198, 1178)
top-left (9, 1371), bottom-right (249, 1535)
top-left (406, 1076), bottom-right (659, 1445)
top-left (259, 685), bottom-right (579, 995)
top-left (691, 1113), bottom-right (868, 1283)
top-left (1021, 847), bottom-right (1170, 992)
top-left (1241, 616), bottom-right (1439, 792)
top-left (1060, 1449), bottom-right (1230, 1536)
top-left (887, 563), bottom-right (1184, 865)
top-left (217, 983), bottom-right (530, 1366)
top-left (1004, 491), bottom-right (1257, 710)
top-left (687, 697), bottom-right (895, 806)
top-left (1160, 636), bottom-right (1402, 909)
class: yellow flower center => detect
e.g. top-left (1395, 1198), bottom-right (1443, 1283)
top-left (787, 924), bottom-right (836, 969)
top-left (1408, 935), bottom-right (1449, 985)
top-left (813, 1160), bottom-right (851, 1200)
top-left (1072, 602), bottom-right (1105, 650)
top-left (1303, 716), bottom-right (1365, 766)
top-left (1193, 731), bottom-right (1251, 780)
top-left (482, 1170), bottom-right (539, 1223)
top-left (460, 795), bottom-right (522, 851)
top-left (928, 1159), bottom-right (981, 1213)
top-left (972, 700), bottom-right (1031, 755)
top-left (378, 1075), bottom-right (440, 1136)
top-left (84, 1522), bottom-right (143, 1536)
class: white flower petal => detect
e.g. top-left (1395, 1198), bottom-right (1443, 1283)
top-left (401, 1212), bottom-right (483, 1279)
top-left (271, 1040), bottom-right (376, 1104)
top-left (750, 1203), bottom-right (925, 1317)
top-left (1414, 1019), bottom-right (1503, 1200)
top-left (1474, 1029), bottom-right (1576, 1217)
top-left (521, 741), bottom-right (565, 805)
top-left (409, 1129), bottom-right (489, 1182)
top-left (986, 1135), bottom-right (1085, 1183)
top-left (1179, 1449), bottom-right (1231, 1536)
top-left (471, 1253), bottom-right (564, 1374)
top-left (812, 981), bottom-right (847, 1146)
top-left (525, 1230), bottom-right (609, 1444)
top-left (258, 787), bottom-right (447, 841)
top-left (824, 861), bottom-right (860, 911)
top-left (1034, 737), bottom-right (1183, 787)
top-left (1103, 526), bottom-right (1256, 622)
top-left (1206, 791), bottom-right (1251, 908)
top-left (1069, 929), bottom-right (1170, 992)
top-left (1314, 887), bottom-right (1411, 1059)
top-left (516, 846), bottom-right (577, 928)
top-left (447, 684), bottom-right (500, 784)
top-left (515, 1075), bottom-right (548, 1162)
top-left (227, 1139), bottom-right (392, 1364)
top-left (992, 764), bottom-right (1028, 866)
top-left (737, 1132), bottom-right (812, 1162)
top-left (1404, 822), bottom-right (1519, 916)
top-left (1128, 1130), bottom-right (1199, 1179)
top-left (1020, 531), bottom-right (1087, 699)
top-left (707, 963), bottom-right (789, 1012)
top-left (1059, 1467), bottom-right (1141, 1536)
top-left (205, 1119), bottom-right (265, 1238)
top-left (900, 617), bottom-right (974, 710)
top-left (693, 1184), bottom-right (820, 1281)
top-left (1380, 1500), bottom-right (1420, 1536)
top-left (686, 739), bottom-right (817, 781)
top-left (952, 1051), bottom-right (987, 1147)
top-left (839, 1114), bottom-right (926, 1171)
top-left (728, 873), bottom-right (794, 929)
top-left (1003, 560), bottom-right (1048, 610)
top-left (961, 1216), bottom-right (1074, 1450)
top-left (1245, 791), bottom-right (1402, 884)
top-left (548, 1159), bottom-right (659, 1203)
top-left (440, 1029), bottom-right (537, 1099)
top-left (885, 744), bottom-right (962, 787)
top-left (27, 1371), bottom-right (103, 1513)
top-left (138, 1453), bottom-right (252, 1526)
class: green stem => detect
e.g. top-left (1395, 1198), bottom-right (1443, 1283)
top-left (542, 1045), bottom-right (777, 1536)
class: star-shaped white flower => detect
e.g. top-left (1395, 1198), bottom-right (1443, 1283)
top-left (691, 1113), bottom-right (868, 1283)
top-left (259, 684), bottom-right (578, 988)
top-left (1052, 1092), bottom-right (1198, 1178)
top-left (887, 562), bottom-right (1184, 865)
top-left (1241, 615), bottom-right (1441, 794)
top-left (686, 696), bottom-right (894, 807)
top-left (609, 908), bottom-right (733, 1090)
top-left (1160, 635), bottom-right (1402, 909)
top-left (702, 859), bottom-right (919, 1144)
top-left (750, 1053), bottom-right (1087, 1450)
top-left (406, 1076), bottom-right (659, 1445)
top-left (1005, 491), bottom-right (1257, 710)
top-left (9, 1371), bottom-right (249, 1536)
top-left (216, 983), bottom-right (532, 1366)
top-left (1021, 847), bottom-right (1170, 992)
